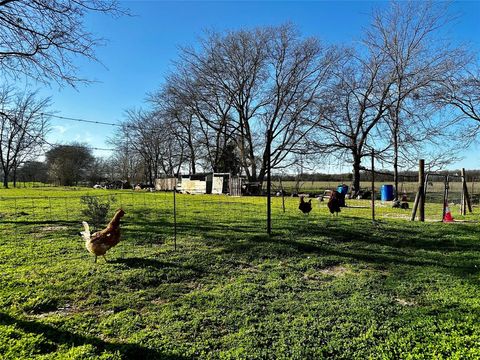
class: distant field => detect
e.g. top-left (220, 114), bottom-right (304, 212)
top-left (272, 180), bottom-right (480, 204)
top-left (1, 182), bottom-right (55, 189)
top-left (272, 180), bottom-right (477, 193)
top-left (1, 186), bottom-right (480, 358)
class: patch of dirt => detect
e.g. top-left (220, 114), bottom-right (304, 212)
top-left (40, 226), bottom-right (68, 232)
top-left (319, 265), bottom-right (349, 276)
top-left (302, 273), bottom-right (328, 282)
top-left (239, 263), bottom-right (259, 273)
top-left (382, 213), bottom-right (411, 220)
top-left (395, 298), bottom-right (416, 306)
top-left (32, 304), bottom-right (78, 318)
top-left (151, 298), bottom-right (170, 305)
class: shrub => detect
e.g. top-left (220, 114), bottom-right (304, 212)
top-left (80, 195), bottom-right (116, 231)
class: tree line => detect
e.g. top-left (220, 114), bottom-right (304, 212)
top-left (0, 1), bottom-right (479, 196)
top-left (0, 0), bottom-right (124, 188)
top-left (111, 1), bottom-right (480, 196)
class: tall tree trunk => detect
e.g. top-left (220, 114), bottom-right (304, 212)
top-left (351, 153), bottom-right (362, 197)
top-left (392, 97), bottom-right (401, 200)
top-left (393, 122), bottom-right (399, 200)
top-left (239, 114), bottom-right (257, 183)
top-left (257, 168), bottom-right (266, 188)
top-left (187, 129), bottom-right (196, 174)
top-left (148, 162), bottom-right (153, 186)
top-left (12, 160), bottom-right (18, 188)
top-left (257, 132), bottom-right (273, 189)
top-left (190, 155), bottom-right (196, 175)
top-left (3, 173), bottom-right (8, 188)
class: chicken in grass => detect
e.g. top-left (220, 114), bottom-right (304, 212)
top-left (299, 196), bottom-right (312, 215)
top-left (327, 191), bottom-right (341, 216)
top-left (81, 209), bottom-right (125, 263)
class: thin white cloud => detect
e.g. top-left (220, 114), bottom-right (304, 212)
top-left (74, 131), bottom-right (94, 144)
top-left (52, 125), bottom-right (68, 134)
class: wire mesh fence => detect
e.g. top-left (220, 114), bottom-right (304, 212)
top-left (0, 191), bottom-right (271, 247)
top-left (471, 178), bottom-right (480, 206)
top-left (1, 177), bottom-right (478, 255)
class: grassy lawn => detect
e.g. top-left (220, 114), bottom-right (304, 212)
top-left (1, 187), bottom-right (480, 359)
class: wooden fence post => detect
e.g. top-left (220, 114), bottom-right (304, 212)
top-left (411, 159), bottom-right (425, 221)
top-left (462, 168), bottom-right (473, 214)
top-left (443, 176), bottom-right (449, 221)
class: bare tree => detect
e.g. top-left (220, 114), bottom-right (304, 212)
top-left (120, 110), bottom-right (161, 185)
top-left (150, 79), bottom-right (203, 174)
top-left (0, 0), bottom-right (124, 85)
top-left (151, 50), bottom-right (238, 174)
top-left (106, 142), bottom-right (143, 184)
top-left (365, 0), bottom-right (470, 197)
top-left (113, 109), bottom-right (186, 184)
top-left (432, 67), bottom-right (480, 139)
top-left (0, 86), bottom-right (50, 188)
top-left (310, 48), bottom-right (395, 196)
top-left (449, 71), bottom-right (480, 122)
top-left (169, 24), bottom-right (340, 187)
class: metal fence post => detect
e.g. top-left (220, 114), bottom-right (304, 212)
top-left (173, 179), bottom-right (177, 251)
top-left (266, 130), bottom-right (272, 236)
top-left (419, 159), bottom-right (425, 222)
top-left (371, 150), bottom-right (375, 223)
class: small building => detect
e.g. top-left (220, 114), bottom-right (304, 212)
top-left (155, 178), bottom-right (177, 191)
top-left (155, 173), bottom-right (244, 195)
top-left (177, 173), bottom-right (228, 194)
top-left (177, 173), bottom-right (247, 195)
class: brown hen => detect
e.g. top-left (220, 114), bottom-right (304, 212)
top-left (81, 208), bottom-right (125, 263)
top-left (327, 191), bottom-right (341, 216)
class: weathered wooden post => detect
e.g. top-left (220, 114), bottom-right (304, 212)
top-left (411, 159), bottom-right (425, 221)
top-left (461, 168), bottom-right (473, 214)
top-left (442, 175), bottom-right (449, 221)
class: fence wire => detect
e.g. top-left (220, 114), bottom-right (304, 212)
top-left (0, 180), bottom-right (478, 257)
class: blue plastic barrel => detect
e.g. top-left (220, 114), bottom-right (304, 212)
top-left (337, 184), bottom-right (349, 195)
top-left (381, 184), bottom-right (394, 201)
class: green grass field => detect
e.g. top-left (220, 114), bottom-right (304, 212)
top-left (1, 187), bottom-right (480, 359)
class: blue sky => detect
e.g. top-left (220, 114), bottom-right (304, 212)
top-left (39, 0), bottom-right (480, 170)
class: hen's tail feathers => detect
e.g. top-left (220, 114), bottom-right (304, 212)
top-left (81, 221), bottom-right (91, 241)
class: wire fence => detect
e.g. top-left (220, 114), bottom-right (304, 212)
top-left (270, 174), bottom-right (420, 199)
top-left (0, 192), bottom-right (272, 247)
top-left (1, 181), bottom-right (478, 251)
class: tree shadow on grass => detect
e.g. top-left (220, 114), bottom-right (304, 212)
top-left (176, 218), bottom-right (266, 236)
top-left (182, 216), bottom-right (480, 282)
top-left (122, 216), bottom-right (174, 244)
top-left (111, 257), bottom-right (206, 275)
top-left (0, 312), bottom-right (188, 360)
top-left (282, 215), bottom-right (480, 252)
top-left (0, 219), bottom-right (78, 225)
